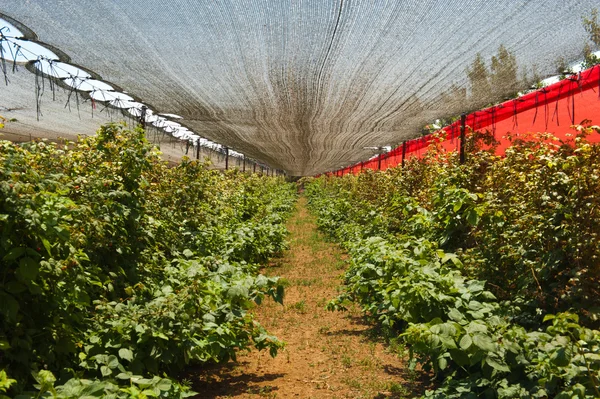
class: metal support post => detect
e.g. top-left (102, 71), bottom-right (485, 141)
top-left (459, 114), bottom-right (466, 164)
top-left (138, 106), bottom-right (147, 130)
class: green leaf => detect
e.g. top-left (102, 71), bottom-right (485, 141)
top-left (468, 310), bottom-right (486, 319)
top-left (227, 285), bottom-right (249, 299)
top-left (41, 238), bottom-right (52, 256)
top-left (453, 202), bottom-right (463, 212)
top-left (584, 353), bottom-right (600, 361)
top-left (466, 321), bottom-right (488, 334)
top-left (0, 292), bottom-right (19, 321)
top-left (107, 355), bottom-right (119, 368)
top-left (550, 347), bottom-right (570, 367)
top-left (16, 257), bottom-right (39, 281)
top-left (132, 378), bottom-right (155, 386)
top-left (460, 334), bottom-right (473, 350)
top-left (156, 378), bottom-right (172, 391)
top-left (472, 333), bottom-right (496, 352)
top-left (468, 300), bottom-right (484, 311)
top-left (4, 281), bottom-right (27, 294)
top-left (275, 284), bottom-right (285, 304)
top-left (118, 348), bottom-right (134, 362)
top-left (153, 332), bottom-right (169, 340)
top-left (466, 209), bottom-right (479, 226)
top-left (543, 314), bottom-right (555, 322)
top-left (34, 370), bottom-right (56, 386)
top-left (79, 381), bottom-right (107, 397)
top-left (439, 335), bottom-right (457, 349)
top-left (448, 308), bottom-right (465, 322)
top-left (182, 249), bottom-right (194, 258)
top-left (94, 354), bottom-right (109, 364)
top-left (438, 356), bottom-right (448, 370)
top-left (450, 349), bottom-right (470, 366)
top-left (486, 356), bottom-right (510, 372)
top-left (3, 247), bottom-right (25, 262)
top-left (441, 253), bottom-right (462, 266)
top-left (466, 280), bottom-right (486, 293)
top-left (100, 365), bottom-right (112, 377)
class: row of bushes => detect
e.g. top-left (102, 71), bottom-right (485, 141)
top-left (0, 123), bottom-right (297, 398)
top-left (305, 125), bottom-right (600, 398)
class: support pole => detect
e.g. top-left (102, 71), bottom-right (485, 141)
top-left (138, 106), bottom-right (147, 130)
top-left (401, 141), bottom-right (407, 168)
top-left (242, 156), bottom-right (246, 172)
top-left (225, 147), bottom-right (229, 170)
top-left (571, 75), bottom-right (576, 124)
top-left (377, 150), bottom-right (382, 171)
top-left (196, 142), bottom-right (200, 160)
top-left (460, 114), bottom-right (466, 164)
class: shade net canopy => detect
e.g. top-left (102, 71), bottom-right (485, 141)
top-left (0, 0), bottom-right (598, 175)
top-left (328, 64), bottom-right (600, 176)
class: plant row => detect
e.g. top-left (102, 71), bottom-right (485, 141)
top-left (304, 125), bottom-right (600, 398)
top-left (0, 123), bottom-right (297, 398)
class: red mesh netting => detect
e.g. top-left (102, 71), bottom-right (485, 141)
top-left (329, 65), bottom-right (600, 176)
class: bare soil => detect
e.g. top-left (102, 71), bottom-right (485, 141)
top-left (188, 197), bottom-right (429, 398)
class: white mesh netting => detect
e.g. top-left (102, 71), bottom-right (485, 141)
top-left (1, 1), bottom-right (598, 175)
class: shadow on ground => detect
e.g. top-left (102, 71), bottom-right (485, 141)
top-left (184, 362), bottom-right (285, 398)
top-left (326, 314), bottom-right (435, 398)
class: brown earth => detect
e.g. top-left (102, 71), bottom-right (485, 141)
top-left (188, 197), bottom-right (430, 398)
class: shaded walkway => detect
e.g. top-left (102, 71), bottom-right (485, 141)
top-left (190, 197), bottom-right (428, 398)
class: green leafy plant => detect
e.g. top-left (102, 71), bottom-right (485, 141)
top-left (0, 123), bottom-right (297, 397)
top-left (305, 123), bottom-right (600, 397)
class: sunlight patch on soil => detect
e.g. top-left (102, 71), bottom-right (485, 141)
top-left (190, 197), bottom-right (429, 398)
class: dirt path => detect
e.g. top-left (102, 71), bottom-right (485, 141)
top-left (190, 197), bottom-right (427, 398)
